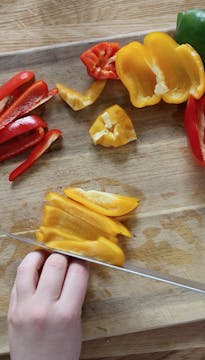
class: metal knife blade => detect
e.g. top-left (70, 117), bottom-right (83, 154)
top-left (4, 232), bottom-right (205, 294)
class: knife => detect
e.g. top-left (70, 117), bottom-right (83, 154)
top-left (3, 232), bottom-right (205, 294)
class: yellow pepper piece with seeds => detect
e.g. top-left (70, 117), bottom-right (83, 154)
top-left (64, 187), bottom-right (139, 217)
top-left (89, 104), bottom-right (137, 147)
top-left (56, 80), bottom-right (106, 111)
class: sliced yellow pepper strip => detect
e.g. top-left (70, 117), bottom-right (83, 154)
top-left (45, 237), bottom-right (125, 266)
top-left (64, 187), bottom-right (139, 217)
top-left (89, 104), bottom-right (137, 147)
top-left (56, 80), bottom-right (106, 111)
top-left (45, 192), bottom-right (130, 239)
top-left (116, 41), bottom-right (161, 108)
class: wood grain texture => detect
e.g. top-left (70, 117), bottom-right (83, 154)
top-left (1, 1), bottom-right (205, 359)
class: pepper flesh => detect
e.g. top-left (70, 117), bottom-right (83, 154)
top-left (89, 104), bottom-right (137, 147)
top-left (56, 80), bottom-right (106, 111)
top-left (0, 80), bottom-right (57, 129)
top-left (184, 95), bottom-right (205, 165)
top-left (43, 235), bottom-right (125, 266)
top-left (9, 129), bottom-right (62, 181)
top-left (45, 192), bottom-right (130, 238)
top-left (116, 32), bottom-right (205, 107)
top-left (0, 127), bottom-right (45, 162)
top-left (0, 115), bottom-right (47, 144)
top-left (0, 71), bottom-right (35, 101)
top-left (80, 42), bottom-right (120, 80)
top-left (144, 32), bottom-right (205, 103)
top-left (64, 187), bottom-right (139, 217)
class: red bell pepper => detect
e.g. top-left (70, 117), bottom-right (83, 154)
top-left (0, 71), bottom-right (35, 101)
top-left (0, 115), bottom-right (47, 144)
top-left (0, 80), bottom-right (57, 129)
top-left (80, 42), bottom-right (120, 80)
top-left (9, 129), bottom-right (62, 181)
top-left (184, 95), bottom-right (205, 165)
top-left (0, 127), bottom-right (45, 162)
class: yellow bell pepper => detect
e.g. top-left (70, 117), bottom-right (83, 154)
top-left (144, 32), bottom-right (205, 103)
top-left (116, 42), bottom-right (161, 108)
top-left (64, 187), bottom-right (139, 216)
top-left (116, 32), bottom-right (205, 107)
top-left (56, 80), bottom-right (106, 111)
top-left (89, 104), bottom-right (137, 147)
top-left (45, 192), bottom-right (130, 239)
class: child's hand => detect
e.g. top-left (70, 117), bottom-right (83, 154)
top-left (8, 251), bottom-right (89, 360)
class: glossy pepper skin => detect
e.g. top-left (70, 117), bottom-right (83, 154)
top-left (184, 95), bottom-right (205, 166)
top-left (9, 129), bottom-right (62, 181)
top-left (0, 71), bottom-right (35, 101)
top-left (116, 32), bottom-right (205, 107)
top-left (175, 9), bottom-right (205, 65)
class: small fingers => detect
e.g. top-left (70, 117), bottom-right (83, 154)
top-left (15, 250), bottom-right (48, 301)
top-left (36, 253), bottom-right (70, 301)
top-left (60, 259), bottom-right (90, 313)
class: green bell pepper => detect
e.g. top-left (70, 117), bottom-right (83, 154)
top-left (175, 9), bottom-right (205, 65)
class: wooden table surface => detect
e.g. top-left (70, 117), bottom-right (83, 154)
top-left (1, 1), bottom-right (205, 359)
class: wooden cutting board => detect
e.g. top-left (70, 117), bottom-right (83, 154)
top-left (1, 29), bottom-right (205, 355)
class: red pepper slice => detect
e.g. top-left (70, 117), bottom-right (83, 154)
top-left (0, 71), bottom-right (35, 101)
top-left (184, 95), bottom-right (205, 165)
top-left (0, 80), bottom-right (56, 130)
top-left (0, 115), bottom-right (47, 144)
top-left (80, 42), bottom-right (120, 80)
top-left (0, 127), bottom-right (45, 162)
top-left (29, 87), bottom-right (58, 112)
top-left (9, 129), bottom-right (62, 181)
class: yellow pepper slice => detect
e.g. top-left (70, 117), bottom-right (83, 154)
top-left (64, 187), bottom-right (139, 217)
top-left (56, 80), bottom-right (106, 111)
top-left (45, 192), bottom-right (130, 239)
top-left (89, 104), bottom-right (137, 147)
top-left (45, 237), bottom-right (125, 266)
top-left (116, 41), bottom-right (161, 108)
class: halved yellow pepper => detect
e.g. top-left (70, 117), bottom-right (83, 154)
top-left (116, 42), bottom-right (161, 108)
top-left (144, 32), bottom-right (205, 103)
top-left (116, 32), bottom-right (205, 107)
top-left (56, 80), bottom-right (106, 111)
top-left (45, 236), bottom-right (125, 266)
top-left (89, 104), bottom-right (137, 147)
top-left (45, 192), bottom-right (130, 239)
top-left (64, 187), bottom-right (139, 216)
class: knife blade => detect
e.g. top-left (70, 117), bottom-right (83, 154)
top-left (4, 232), bottom-right (205, 294)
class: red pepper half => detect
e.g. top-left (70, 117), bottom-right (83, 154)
top-left (0, 127), bottom-right (45, 162)
top-left (9, 129), bottom-right (62, 181)
top-left (0, 80), bottom-right (57, 129)
top-left (0, 115), bottom-right (47, 144)
top-left (184, 95), bottom-right (205, 165)
top-left (80, 42), bottom-right (120, 80)
top-left (0, 71), bottom-right (35, 101)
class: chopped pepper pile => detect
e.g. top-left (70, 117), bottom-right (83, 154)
top-left (0, 71), bottom-right (62, 181)
top-left (36, 187), bottom-right (139, 266)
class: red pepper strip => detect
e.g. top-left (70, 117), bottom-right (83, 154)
top-left (0, 96), bottom-right (9, 114)
top-left (9, 129), bottom-right (62, 181)
top-left (28, 87), bottom-right (58, 112)
top-left (184, 95), bottom-right (205, 166)
top-left (0, 71), bottom-right (35, 101)
top-left (0, 127), bottom-right (45, 162)
top-left (0, 80), bottom-right (49, 130)
top-left (0, 115), bottom-right (47, 145)
top-left (80, 42), bottom-right (120, 80)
